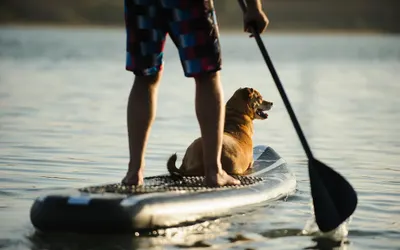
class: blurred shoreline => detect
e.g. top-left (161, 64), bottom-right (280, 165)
top-left (1, 0), bottom-right (399, 34)
top-left (0, 23), bottom-right (390, 36)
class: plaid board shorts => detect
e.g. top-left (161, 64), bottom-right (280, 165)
top-left (124, 0), bottom-right (222, 77)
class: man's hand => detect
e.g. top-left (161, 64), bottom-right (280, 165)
top-left (243, 1), bottom-right (269, 36)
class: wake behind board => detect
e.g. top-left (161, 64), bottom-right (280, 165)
top-left (30, 145), bottom-right (296, 233)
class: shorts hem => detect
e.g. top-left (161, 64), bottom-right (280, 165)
top-left (125, 65), bottom-right (163, 76)
top-left (184, 66), bottom-right (222, 78)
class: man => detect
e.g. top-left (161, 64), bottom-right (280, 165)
top-left (122, 0), bottom-right (269, 187)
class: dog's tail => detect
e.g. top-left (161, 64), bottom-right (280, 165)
top-left (167, 153), bottom-right (184, 180)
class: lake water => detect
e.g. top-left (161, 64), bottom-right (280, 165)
top-left (0, 26), bottom-right (399, 250)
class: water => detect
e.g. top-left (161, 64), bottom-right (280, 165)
top-left (1, 26), bottom-right (400, 249)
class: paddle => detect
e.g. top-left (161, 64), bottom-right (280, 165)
top-left (237, 0), bottom-right (358, 233)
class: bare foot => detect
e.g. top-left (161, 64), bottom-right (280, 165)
top-left (121, 171), bottom-right (144, 186)
top-left (204, 170), bottom-right (241, 187)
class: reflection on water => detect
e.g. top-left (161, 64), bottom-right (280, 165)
top-left (1, 27), bottom-right (400, 250)
top-left (27, 219), bottom-right (231, 250)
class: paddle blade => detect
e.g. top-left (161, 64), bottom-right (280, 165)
top-left (308, 159), bottom-right (358, 233)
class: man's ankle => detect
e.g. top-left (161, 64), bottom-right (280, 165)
top-left (204, 162), bottom-right (223, 174)
top-left (128, 158), bottom-right (144, 170)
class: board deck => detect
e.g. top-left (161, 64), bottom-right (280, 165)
top-left (30, 145), bottom-right (297, 233)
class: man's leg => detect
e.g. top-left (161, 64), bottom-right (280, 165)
top-left (194, 72), bottom-right (240, 187)
top-left (122, 0), bottom-right (166, 185)
top-left (165, 0), bottom-right (240, 186)
top-left (122, 73), bottom-right (161, 186)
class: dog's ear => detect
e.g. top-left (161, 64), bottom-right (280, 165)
top-left (242, 87), bottom-right (254, 100)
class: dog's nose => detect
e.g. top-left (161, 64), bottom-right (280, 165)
top-left (271, 102), bottom-right (273, 106)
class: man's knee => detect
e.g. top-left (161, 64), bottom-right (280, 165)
top-left (133, 72), bottom-right (162, 89)
top-left (194, 71), bottom-right (220, 86)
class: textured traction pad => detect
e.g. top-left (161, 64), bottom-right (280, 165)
top-left (79, 175), bottom-right (265, 195)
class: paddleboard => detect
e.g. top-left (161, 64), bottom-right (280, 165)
top-left (30, 145), bottom-right (297, 233)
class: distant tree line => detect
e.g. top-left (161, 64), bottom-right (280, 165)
top-left (0, 0), bottom-right (398, 33)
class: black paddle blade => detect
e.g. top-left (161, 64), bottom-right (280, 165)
top-left (308, 159), bottom-right (358, 233)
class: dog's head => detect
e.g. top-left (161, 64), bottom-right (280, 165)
top-left (227, 87), bottom-right (273, 120)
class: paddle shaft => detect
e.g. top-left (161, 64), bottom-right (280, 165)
top-left (237, 0), bottom-right (314, 161)
top-left (237, 1), bottom-right (358, 232)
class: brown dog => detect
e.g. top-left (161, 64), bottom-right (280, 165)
top-left (167, 87), bottom-right (273, 177)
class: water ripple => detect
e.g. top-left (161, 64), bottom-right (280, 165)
top-left (1, 27), bottom-right (400, 250)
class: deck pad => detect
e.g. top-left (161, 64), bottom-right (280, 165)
top-left (79, 175), bottom-right (266, 195)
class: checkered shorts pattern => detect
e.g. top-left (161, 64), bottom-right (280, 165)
top-left (124, 0), bottom-right (222, 77)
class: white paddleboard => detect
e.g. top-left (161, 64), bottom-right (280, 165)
top-left (30, 145), bottom-right (297, 233)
